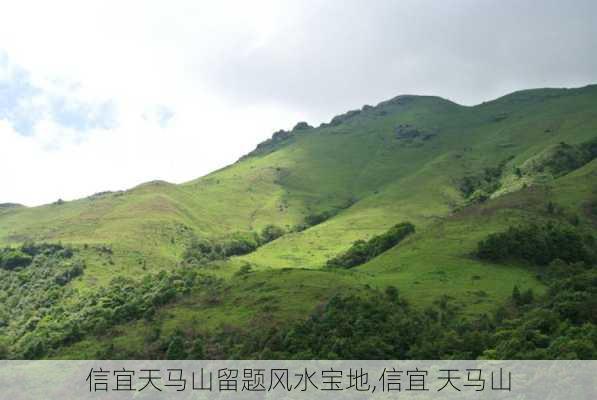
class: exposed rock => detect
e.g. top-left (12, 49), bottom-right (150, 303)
top-left (395, 124), bottom-right (437, 142)
top-left (377, 95), bottom-right (417, 108)
top-left (241, 129), bottom-right (296, 159)
top-left (88, 190), bottom-right (124, 200)
top-left (271, 129), bottom-right (292, 141)
top-left (292, 121), bottom-right (313, 131)
top-left (395, 124), bottom-right (422, 139)
top-left (329, 109), bottom-right (361, 126)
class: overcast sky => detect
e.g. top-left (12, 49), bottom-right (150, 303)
top-left (1, 0), bottom-right (596, 206)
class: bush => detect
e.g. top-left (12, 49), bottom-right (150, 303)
top-left (190, 337), bottom-right (205, 359)
top-left (259, 225), bottom-right (285, 244)
top-left (235, 264), bottom-right (253, 276)
top-left (54, 261), bottom-right (85, 285)
top-left (477, 223), bottom-right (595, 266)
top-left (222, 239), bottom-right (254, 256)
top-left (0, 249), bottom-right (33, 270)
top-left (166, 331), bottom-right (187, 359)
top-left (304, 210), bottom-right (337, 227)
top-left (21, 242), bottom-right (70, 257)
top-left (183, 238), bottom-right (215, 263)
top-left (458, 158), bottom-right (510, 199)
top-left (326, 222), bottom-right (415, 269)
top-left (184, 232), bottom-right (263, 262)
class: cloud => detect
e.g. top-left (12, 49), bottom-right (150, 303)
top-left (0, 51), bottom-right (118, 138)
top-left (49, 97), bottom-right (117, 133)
top-left (143, 105), bottom-right (175, 128)
top-left (194, 0), bottom-right (597, 112)
top-left (0, 0), bottom-right (596, 206)
top-left (0, 52), bottom-right (42, 135)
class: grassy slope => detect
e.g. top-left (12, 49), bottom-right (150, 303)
top-left (240, 86), bottom-right (597, 269)
top-left (56, 162), bottom-right (596, 358)
top-left (1, 85), bottom-right (596, 357)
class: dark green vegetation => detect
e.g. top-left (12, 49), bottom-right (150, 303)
top-left (0, 248), bottom-right (32, 270)
top-left (522, 137), bottom-right (597, 178)
top-left (212, 259), bottom-right (597, 359)
top-left (0, 243), bottom-right (84, 358)
top-left (182, 224), bottom-right (287, 264)
top-left (477, 222), bottom-right (596, 265)
top-left (0, 242), bottom-right (218, 359)
top-left (55, 257), bottom-right (595, 360)
top-left (0, 85), bottom-right (596, 359)
top-left (458, 158), bottom-right (511, 203)
top-left (326, 222), bottom-right (415, 268)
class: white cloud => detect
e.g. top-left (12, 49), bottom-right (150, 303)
top-left (0, 0), bottom-right (308, 206)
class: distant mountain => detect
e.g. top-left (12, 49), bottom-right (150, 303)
top-left (0, 203), bottom-right (25, 217)
top-left (0, 203), bottom-right (24, 209)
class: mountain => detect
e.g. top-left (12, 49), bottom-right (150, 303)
top-left (0, 85), bottom-right (596, 359)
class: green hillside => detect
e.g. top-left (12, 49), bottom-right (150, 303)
top-left (1, 85), bottom-right (596, 359)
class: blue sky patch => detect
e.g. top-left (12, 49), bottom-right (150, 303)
top-left (0, 51), bottom-right (117, 136)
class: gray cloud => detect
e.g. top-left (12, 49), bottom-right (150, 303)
top-left (195, 0), bottom-right (597, 124)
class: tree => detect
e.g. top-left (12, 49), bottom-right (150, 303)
top-left (512, 285), bottom-right (521, 305)
top-left (385, 286), bottom-right (399, 302)
top-left (189, 337), bottom-right (205, 359)
top-left (520, 289), bottom-right (534, 305)
top-left (166, 332), bottom-right (187, 359)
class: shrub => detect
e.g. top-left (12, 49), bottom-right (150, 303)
top-left (326, 222), bottom-right (415, 269)
top-left (54, 261), bottom-right (85, 285)
top-left (0, 249), bottom-right (33, 270)
top-left (477, 223), bottom-right (595, 266)
top-left (235, 264), bottom-right (253, 276)
top-left (189, 337), bottom-right (205, 359)
top-left (166, 332), bottom-right (187, 360)
top-left (304, 210), bottom-right (337, 227)
top-left (184, 231), bottom-right (268, 263)
top-left (223, 232), bottom-right (260, 256)
top-left (183, 238), bottom-right (217, 263)
top-left (259, 225), bottom-right (285, 244)
top-left (458, 158), bottom-right (510, 199)
top-left (222, 237), bottom-right (258, 257)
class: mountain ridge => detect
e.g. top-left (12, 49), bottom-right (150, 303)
top-left (3, 84), bottom-right (595, 208)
